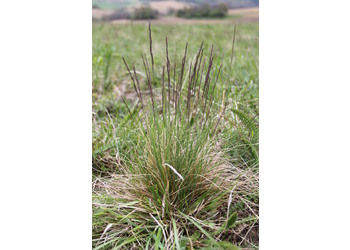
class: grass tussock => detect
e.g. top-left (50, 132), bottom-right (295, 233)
top-left (92, 22), bottom-right (258, 249)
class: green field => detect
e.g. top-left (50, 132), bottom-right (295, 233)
top-left (92, 23), bottom-right (259, 249)
top-left (93, 0), bottom-right (142, 9)
top-left (92, 0), bottom-right (259, 10)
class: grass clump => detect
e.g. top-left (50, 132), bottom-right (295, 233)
top-left (92, 23), bottom-right (259, 249)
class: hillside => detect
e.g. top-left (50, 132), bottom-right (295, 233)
top-left (178, 0), bottom-right (259, 9)
top-left (92, 0), bottom-right (259, 10)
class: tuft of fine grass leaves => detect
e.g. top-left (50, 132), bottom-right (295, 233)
top-left (92, 23), bottom-right (258, 249)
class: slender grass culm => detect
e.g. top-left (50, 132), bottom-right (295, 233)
top-left (92, 22), bottom-right (254, 250)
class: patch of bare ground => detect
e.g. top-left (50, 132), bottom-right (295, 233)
top-left (228, 7), bottom-right (259, 16)
top-left (147, 0), bottom-right (189, 15)
top-left (229, 7), bottom-right (259, 23)
top-left (92, 8), bottom-right (116, 19)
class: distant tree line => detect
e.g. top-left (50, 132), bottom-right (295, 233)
top-left (96, 6), bottom-right (159, 22)
top-left (132, 6), bottom-right (158, 20)
top-left (93, 2), bottom-right (234, 22)
top-left (177, 0), bottom-right (258, 9)
top-left (176, 4), bottom-right (228, 18)
top-left (92, 4), bottom-right (100, 9)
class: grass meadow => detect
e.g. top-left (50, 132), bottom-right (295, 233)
top-left (92, 22), bottom-right (259, 249)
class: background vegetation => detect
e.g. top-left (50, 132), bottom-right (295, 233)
top-left (132, 5), bottom-right (159, 19)
top-left (177, 0), bottom-right (259, 9)
top-left (177, 4), bottom-right (228, 18)
top-left (92, 0), bottom-right (259, 10)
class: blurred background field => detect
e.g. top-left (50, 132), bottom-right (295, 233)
top-left (92, 0), bottom-right (258, 23)
top-left (92, 0), bottom-right (259, 10)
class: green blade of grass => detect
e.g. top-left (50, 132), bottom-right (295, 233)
top-left (172, 219), bottom-right (181, 250)
top-left (225, 212), bottom-right (237, 230)
top-left (112, 237), bottom-right (138, 250)
top-left (155, 227), bottom-right (162, 250)
top-left (180, 212), bottom-right (216, 244)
